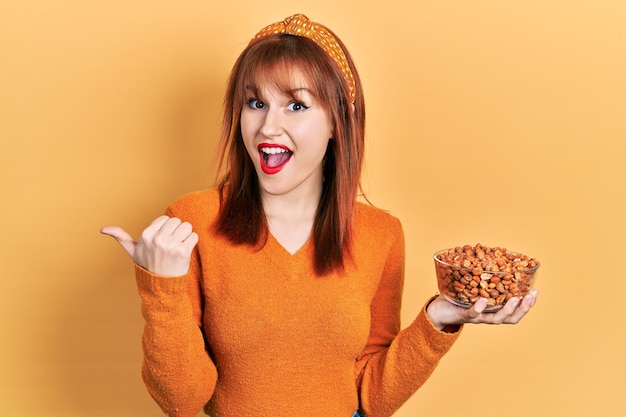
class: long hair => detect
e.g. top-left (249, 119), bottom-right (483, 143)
top-left (214, 32), bottom-right (366, 276)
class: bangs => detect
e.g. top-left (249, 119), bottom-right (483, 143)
top-left (245, 60), bottom-right (318, 101)
top-left (237, 34), bottom-right (342, 107)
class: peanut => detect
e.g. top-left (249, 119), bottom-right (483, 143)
top-left (435, 243), bottom-right (539, 311)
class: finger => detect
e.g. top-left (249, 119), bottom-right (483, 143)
top-left (157, 217), bottom-right (183, 237)
top-left (497, 294), bottom-right (535, 325)
top-left (182, 231), bottom-right (199, 252)
top-left (141, 215), bottom-right (172, 242)
top-left (529, 289), bottom-right (539, 307)
top-left (489, 297), bottom-right (521, 323)
top-left (170, 221), bottom-right (193, 241)
top-left (149, 215), bottom-right (173, 233)
top-left (175, 223), bottom-right (198, 257)
top-left (467, 298), bottom-right (488, 320)
top-left (100, 226), bottom-right (138, 257)
top-left (510, 292), bottom-right (536, 323)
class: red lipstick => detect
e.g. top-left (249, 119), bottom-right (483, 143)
top-left (257, 143), bottom-right (293, 175)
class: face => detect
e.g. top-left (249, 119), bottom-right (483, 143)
top-left (240, 72), bottom-right (333, 201)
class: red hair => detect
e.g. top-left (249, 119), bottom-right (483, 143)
top-left (214, 33), bottom-right (366, 276)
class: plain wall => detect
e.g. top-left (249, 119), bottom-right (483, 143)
top-left (1, 1), bottom-right (625, 416)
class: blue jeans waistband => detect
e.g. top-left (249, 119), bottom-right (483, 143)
top-left (352, 411), bottom-right (363, 417)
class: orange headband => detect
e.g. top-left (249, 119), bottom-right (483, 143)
top-left (249, 13), bottom-right (356, 103)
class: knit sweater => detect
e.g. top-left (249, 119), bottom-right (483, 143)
top-left (135, 188), bottom-right (461, 417)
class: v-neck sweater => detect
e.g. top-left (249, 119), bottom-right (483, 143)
top-left (135, 188), bottom-right (461, 417)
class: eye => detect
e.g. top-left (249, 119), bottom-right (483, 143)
top-left (287, 101), bottom-right (310, 112)
top-left (247, 98), bottom-right (265, 109)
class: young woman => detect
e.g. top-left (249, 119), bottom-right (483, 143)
top-left (101, 14), bottom-right (538, 417)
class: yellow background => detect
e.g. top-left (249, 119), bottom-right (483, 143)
top-left (2, 1), bottom-right (625, 416)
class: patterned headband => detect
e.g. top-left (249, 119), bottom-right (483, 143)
top-left (249, 13), bottom-right (356, 103)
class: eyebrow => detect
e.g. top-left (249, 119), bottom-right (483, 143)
top-left (244, 85), bottom-right (312, 99)
top-left (288, 88), bottom-right (309, 94)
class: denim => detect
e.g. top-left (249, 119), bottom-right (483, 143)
top-left (352, 411), bottom-right (362, 417)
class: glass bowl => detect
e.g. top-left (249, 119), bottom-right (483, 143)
top-left (434, 244), bottom-right (540, 312)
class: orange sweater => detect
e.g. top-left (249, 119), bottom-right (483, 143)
top-left (135, 188), bottom-right (461, 417)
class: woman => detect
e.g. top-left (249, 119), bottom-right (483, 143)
top-left (101, 14), bottom-right (538, 417)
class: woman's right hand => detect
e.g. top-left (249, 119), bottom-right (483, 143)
top-left (100, 215), bottom-right (199, 277)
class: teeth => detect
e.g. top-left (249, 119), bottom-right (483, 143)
top-left (260, 147), bottom-right (289, 154)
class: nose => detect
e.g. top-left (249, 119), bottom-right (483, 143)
top-left (259, 107), bottom-right (283, 138)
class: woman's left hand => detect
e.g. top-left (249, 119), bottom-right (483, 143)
top-left (426, 290), bottom-right (539, 331)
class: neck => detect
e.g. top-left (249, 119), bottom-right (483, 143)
top-left (261, 185), bottom-right (322, 223)
top-left (260, 181), bottom-right (322, 255)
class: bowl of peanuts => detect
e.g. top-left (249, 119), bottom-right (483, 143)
top-left (434, 243), bottom-right (540, 312)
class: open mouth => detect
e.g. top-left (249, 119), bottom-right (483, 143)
top-left (258, 144), bottom-right (293, 175)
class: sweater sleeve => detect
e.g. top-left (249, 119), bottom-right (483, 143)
top-left (134, 208), bottom-right (217, 417)
top-left (354, 219), bottom-right (462, 417)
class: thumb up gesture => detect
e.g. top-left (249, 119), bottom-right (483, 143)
top-left (101, 215), bottom-right (199, 277)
